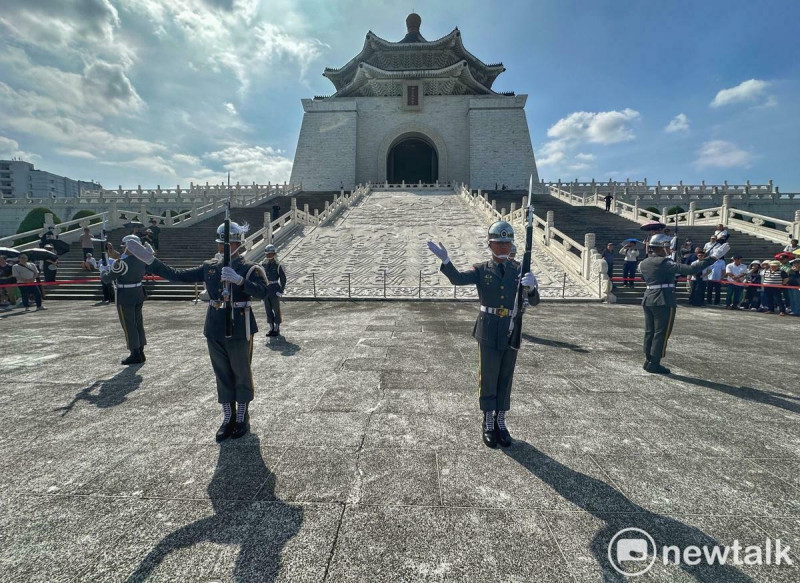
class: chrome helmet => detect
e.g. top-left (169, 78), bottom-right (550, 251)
top-left (648, 234), bottom-right (672, 249)
top-left (487, 221), bottom-right (514, 243)
top-left (265, 244), bottom-right (277, 254)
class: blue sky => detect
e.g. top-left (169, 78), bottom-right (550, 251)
top-left (0, 0), bottom-right (798, 190)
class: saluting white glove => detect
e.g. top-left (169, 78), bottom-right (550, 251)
top-left (521, 272), bottom-right (537, 288)
top-left (427, 241), bottom-right (449, 263)
top-left (709, 242), bottom-right (730, 260)
top-left (122, 239), bottom-right (155, 265)
top-left (275, 291), bottom-right (283, 298)
top-left (221, 266), bottom-right (244, 285)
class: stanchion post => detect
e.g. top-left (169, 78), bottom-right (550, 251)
top-left (562, 272), bottom-right (566, 298)
top-left (348, 272), bottom-right (351, 298)
top-left (383, 270), bottom-right (386, 298)
top-left (418, 270), bottom-right (422, 298)
top-left (312, 272), bottom-right (316, 298)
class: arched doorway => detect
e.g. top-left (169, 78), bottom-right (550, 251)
top-left (386, 137), bottom-right (438, 184)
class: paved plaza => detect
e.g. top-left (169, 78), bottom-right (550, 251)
top-left (0, 300), bottom-right (798, 582)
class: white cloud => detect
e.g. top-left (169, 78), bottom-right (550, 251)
top-left (205, 144), bottom-right (293, 183)
top-left (0, 135), bottom-right (38, 160)
top-left (538, 109), bottom-right (638, 176)
top-left (694, 140), bottom-right (753, 169)
top-left (56, 148), bottom-right (97, 159)
top-left (710, 79), bottom-right (773, 108)
top-left (224, 102), bottom-right (237, 115)
top-left (547, 108), bottom-right (640, 145)
top-left (664, 113), bottom-right (689, 133)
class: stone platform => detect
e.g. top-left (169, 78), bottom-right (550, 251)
top-left (0, 301), bottom-right (798, 582)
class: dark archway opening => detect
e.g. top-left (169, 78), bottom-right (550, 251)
top-left (387, 138), bottom-right (438, 184)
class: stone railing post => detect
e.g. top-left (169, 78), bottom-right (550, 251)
top-left (108, 201), bottom-right (118, 227)
top-left (166, 212), bottom-right (174, 227)
top-left (583, 233), bottom-right (596, 277)
top-left (291, 197), bottom-right (297, 221)
top-left (140, 202), bottom-right (148, 222)
top-left (43, 213), bottom-right (54, 234)
top-left (314, 209), bottom-right (319, 226)
top-left (721, 194), bottom-right (731, 223)
top-left (633, 197), bottom-right (639, 220)
top-left (545, 210), bottom-right (554, 245)
top-left (793, 210), bottom-right (800, 240)
top-left (661, 207), bottom-right (668, 224)
top-left (688, 201), bottom-right (696, 226)
top-left (304, 204), bottom-right (310, 224)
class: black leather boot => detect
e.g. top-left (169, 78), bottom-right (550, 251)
top-left (139, 348), bottom-right (146, 363)
top-left (495, 417), bottom-right (512, 448)
top-left (232, 411), bottom-right (250, 439)
top-left (216, 404), bottom-right (236, 442)
top-left (482, 415), bottom-right (498, 449)
top-left (121, 350), bottom-right (143, 365)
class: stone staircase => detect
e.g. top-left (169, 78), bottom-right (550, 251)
top-left (43, 194), bottom-right (334, 301)
top-left (488, 190), bottom-right (785, 304)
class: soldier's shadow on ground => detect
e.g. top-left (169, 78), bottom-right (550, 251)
top-left (521, 333), bottom-right (589, 353)
top-left (54, 365), bottom-right (144, 417)
top-left (504, 441), bottom-right (756, 582)
top-left (670, 373), bottom-right (800, 415)
top-left (266, 337), bottom-right (301, 357)
top-left (124, 435), bottom-right (302, 583)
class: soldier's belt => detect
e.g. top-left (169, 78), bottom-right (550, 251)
top-left (208, 300), bottom-right (253, 309)
top-left (116, 282), bottom-right (142, 289)
top-left (480, 306), bottom-right (511, 317)
top-left (646, 284), bottom-right (676, 290)
top-left (267, 280), bottom-right (281, 284)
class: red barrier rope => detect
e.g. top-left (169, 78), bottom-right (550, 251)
top-left (610, 277), bottom-right (800, 290)
top-left (0, 275), bottom-right (164, 289)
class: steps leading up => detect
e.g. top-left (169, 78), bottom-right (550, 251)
top-left (487, 190), bottom-right (787, 304)
top-left (38, 193), bottom-right (335, 301)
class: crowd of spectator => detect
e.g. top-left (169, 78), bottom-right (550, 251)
top-left (604, 226), bottom-right (800, 317)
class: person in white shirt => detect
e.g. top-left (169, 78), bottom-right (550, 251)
top-left (724, 254), bottom-right (748, 309)
top-left (784, 238), bottom-right (798, 253)
top-left (714, 224), bottom-right (729, 244)
top-left (704, 256), bottom-right (726, 305)
top-left (703, 235), bottom-right (717, 254)
top-left (82, 253), bottom-right (98, 271)
top-left (619, 242), bottom-right (640, 288)
top-left (11, 254), bottom-right (45, 311)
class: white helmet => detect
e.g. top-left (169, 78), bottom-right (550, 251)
top-left (648, 234), bottom-right (672, 249)
top-left (216, 221), bottom-right (248, 243)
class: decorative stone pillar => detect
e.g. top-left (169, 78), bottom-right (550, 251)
top-left (109, 200), bottom-right (118, 227)
top-left (583, 233), bottom-right (596, 277)
top-left (291, 197), bottom-right (297, 221)
top-left (140, 202), bottom-right (148, 222)
top-left (314, 208), bottom-right (319, 226)
top-left (793, 210), bottom-right (800, 240)
top-left (166, 212), bottom-right (174, 227)
top-left (545, 210), bottom-right (554, 246)
top-left (632, 196), bottom-right (639, 220)
top-left (721, 195), bottom-right (731, 224)
top-left (688, 202), bottom-right (696, 226)
top-left (661, 207), bottom-right (668, 223)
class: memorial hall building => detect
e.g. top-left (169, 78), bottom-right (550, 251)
top-left (289, 14), bottom-right (539, 191)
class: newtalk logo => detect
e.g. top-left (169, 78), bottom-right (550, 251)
top-left (608, 528), bottom-right (793, 577)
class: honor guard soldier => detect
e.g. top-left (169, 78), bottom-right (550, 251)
top-left (124, 222), bottom-right (278, 441)
top-left (102, 234), bottom-right (150, 365)
top-left (261, 244), bottom-right (287, 336)
top-left (428, 221), bottom-right (538, 449)
top-left (639, 233), bottom-right (727, 374)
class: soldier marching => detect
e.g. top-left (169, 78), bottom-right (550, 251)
top-left (124, 222), bottom-right (279, 441)
top-left (261, 244), bottom-right (287, 337)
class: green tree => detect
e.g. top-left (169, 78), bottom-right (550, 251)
top-left (667, 206), bottom-right (685, 215)
top-left (645, 206), bottom-right (661, 215)
top-left (71, 210), bottom-right (102, 225)
top-left (15, 207), bottom-right (62, 245)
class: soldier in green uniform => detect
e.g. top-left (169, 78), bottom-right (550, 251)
top-left (124, 222), bottom-right (278, 441)
top-left (101, 234), bottom-right (150, 365)
top-left (427, 221), bottom-right (538, 449)
top-left (639, 234), bottom-right (727, 374)
top-left (261, 244), bottom-right (287, 337)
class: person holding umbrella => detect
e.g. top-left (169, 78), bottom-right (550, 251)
top-left (42, 243), bottom-right (59, 293)
top-left (639, 234), bottom-right (727, 374)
